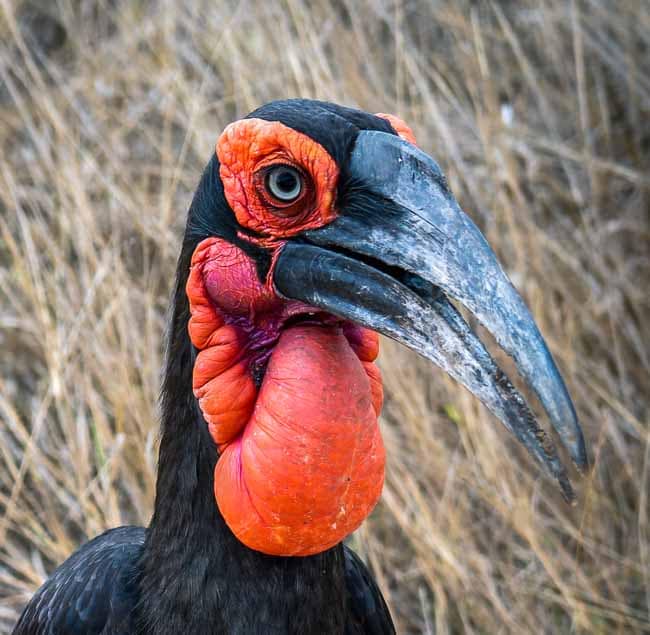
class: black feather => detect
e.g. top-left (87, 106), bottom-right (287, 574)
top-left (247, 99), bottom-right (396, 168)
top-left (13, 527), bottom-right (144, 635)
top-left (343, 547), bottom-right (395, 635)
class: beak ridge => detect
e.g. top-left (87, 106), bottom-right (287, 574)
top-left (274, 130), bottom-right (587, 498)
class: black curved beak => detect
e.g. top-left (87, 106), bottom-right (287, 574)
top-left (273, 130), bottom-right (587, 502)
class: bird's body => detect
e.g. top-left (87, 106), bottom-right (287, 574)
top-left (16, 528), bottom-right (389, 634)
top-left (15, 99), bottom-right (586, 634)
top-left (16, 342), bottom-right (390, 634)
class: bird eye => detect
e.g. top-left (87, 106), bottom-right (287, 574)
top-left (265, 165), bottom-right (303, 203)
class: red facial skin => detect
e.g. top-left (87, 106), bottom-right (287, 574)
top-left (217, 119), bottom-right (339, 243)
top-left (187, 115), bottom-right (414, 556)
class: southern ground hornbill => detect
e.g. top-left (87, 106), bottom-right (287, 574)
top-left (14, 99), bottom-right (587, 634)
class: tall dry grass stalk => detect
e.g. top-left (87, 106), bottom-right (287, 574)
top-left (1, 1), bottom-right (648, 632)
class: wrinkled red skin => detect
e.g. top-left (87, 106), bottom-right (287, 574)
top-left (186, 114), bottom-right (414, 556)
top-left (216, 326), bottom-right (384, 556)
top-left (375, 113), bottom-right (417, 145)
top-left (217, 119), bottom-right (339, 244)
top-left (187, 238), bottom-right (384, 556)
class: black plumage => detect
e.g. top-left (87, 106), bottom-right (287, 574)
top-left (14, 527), bottom-right (144, 634)
top-left (14, 526), bottom-right (392, 634)
top-left (14, 100), bottom-right (398, 635)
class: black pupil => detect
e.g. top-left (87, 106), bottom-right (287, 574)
top-left (276, 170), bottom-right (297, 193)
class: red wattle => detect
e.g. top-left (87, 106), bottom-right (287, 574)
top-left (214, 325), bottom-right (385, 556)
top-left (186, 237), bottom-right (385, 556)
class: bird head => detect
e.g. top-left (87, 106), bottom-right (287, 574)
top-left (180, 99), bottom-right (587, 557)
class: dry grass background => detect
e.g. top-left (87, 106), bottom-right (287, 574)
top-left (0, 0), bottom-right (648, 633)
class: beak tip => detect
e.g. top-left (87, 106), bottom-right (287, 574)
top-left (572, 446), bottom-right (590, 476)
top-left (556, 427), bottom-right (588, 504)
top-left (564, 417), bottom-right (589, 475)
top-left (549, 464), bottom-right (576, 505)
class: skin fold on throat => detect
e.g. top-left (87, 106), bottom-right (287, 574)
top-left (186, 236), bottom-right (385, 556)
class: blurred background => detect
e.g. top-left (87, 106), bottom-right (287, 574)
top-left (0, 1), bottom-right (648, 633)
